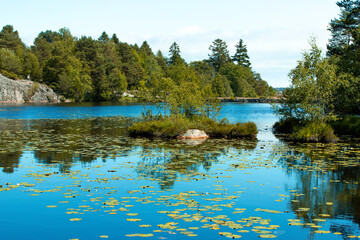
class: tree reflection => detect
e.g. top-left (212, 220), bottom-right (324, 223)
top-left (0, 152), bottom-right (21, 173)
top-left (278, 142), bottom-right (360, 236)
top-left (136, 139), bottom-right (258, 189)
top-left (0, 117), bottom-right (134, 173)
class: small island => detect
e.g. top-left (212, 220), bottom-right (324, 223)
top-left (127, 82), bottom-right (257, 139)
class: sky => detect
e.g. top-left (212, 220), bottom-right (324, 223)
top-left (1, 0), bottom-right (340, 87)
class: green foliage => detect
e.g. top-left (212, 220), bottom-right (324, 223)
top-left (291, 122), bottom-right (338, 143)
top-left (232, 39), bottom-right (251, 67)
top-left (57, 56), bottom-right (92, 102)
top-left (327, 0), bottom-right (360, 76)
top-left (275, 39), bottom-right (338, 123)
top-left (331, 116), bottom-right (360, 137)
top-left (273, 117), bottom-right (305, 134)
top-left (0, 24), bottom-right (275, 102)
top-left (0, 48), bottom-right (22, 75)
top-left (168, 42), bottom-right (184, 65)
top-left (167, 81), bottom-right (205, 117)
top-left (24, 82), bottom-right (40, 102)
top-left (208, 39), bottom-right (230, 72)
top-left (220, 63), bottom-right (254, 97)
top-left (0, 69), bottom-right (18, 79)
top-left (0, 25), bottom-right (24, 50)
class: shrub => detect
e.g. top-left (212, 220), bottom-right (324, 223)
top-left (273, 117), bottom-right (304, 134)
top-left (331, 116), bottom-right (360, 137)
top-left (1, 70), bottom-right (18, 80)
top-left (291, 122), bottom-right (338, 143)
top-left (24, 82), bottom-right (40, 102)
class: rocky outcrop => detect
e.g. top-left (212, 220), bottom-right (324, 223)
top-left (177, 129), bottom-right (209, 140)
top-left (0, 74), bottom-right (62, 102)
top-left (219, 97), bottom-right (279, 103)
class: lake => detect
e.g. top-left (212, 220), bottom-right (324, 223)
top-left (0, 103), bottom-right (359, 240)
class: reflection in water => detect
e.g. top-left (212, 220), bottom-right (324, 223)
top-left (1, 117), bottom-right (360, 239)
top-left (136, 140), bottom-right (257, 189)
top-left (278, 142), bottom-right (360, 236)
top-left (0, 152), bottom-right (21, 173)
top-left (0, 117), bottom-right (134, 173)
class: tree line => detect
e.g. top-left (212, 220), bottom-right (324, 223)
top-left (0, 25), bottom-right (275, 102)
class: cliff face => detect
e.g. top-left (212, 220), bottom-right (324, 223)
top-left (0, 74), bottom-right (62, 102)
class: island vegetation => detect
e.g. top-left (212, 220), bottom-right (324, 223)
top-left (274, 0), bottom-right (360, 142)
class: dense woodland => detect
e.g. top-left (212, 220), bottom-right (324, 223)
top-left (0, 26), bottom-right (275, 102)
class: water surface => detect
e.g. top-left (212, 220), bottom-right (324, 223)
top-left (0, 103), bottom-right (359, 240)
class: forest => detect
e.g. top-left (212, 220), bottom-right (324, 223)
top-left (0, 26), bottom-right (275, 102)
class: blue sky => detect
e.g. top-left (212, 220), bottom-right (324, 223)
top-left (1, 0), bottom-right (339, 87)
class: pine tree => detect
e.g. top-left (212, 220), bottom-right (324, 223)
top-left (168, 42), bottom-right (184, 65)
top-left (208, 39), bottom-right (230, 72)
top-left (232, 39), bottom-right (251, 67)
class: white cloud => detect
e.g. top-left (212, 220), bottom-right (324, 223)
top-left (177, 26), bottom-right (203, 36)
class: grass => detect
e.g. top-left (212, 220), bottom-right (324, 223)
top-left (273, 118), bottom-right (338, 143)
top-left (128, 116), bottom-right (258, 139)
top-left (291, 122), bottom-right (338, 143)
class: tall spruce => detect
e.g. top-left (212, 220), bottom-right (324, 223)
top-left (168, 42), bottom-right (183, 65)
top-left (232, 39), bottom-right (251, 67)
top-left (208, 39), bottom-right (230, 72)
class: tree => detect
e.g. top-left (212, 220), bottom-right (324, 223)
top-left (211, 74), bottom-right (233, 97)
top-left (276, 39), bottom-right (338, 123)
top-left (22, 51), bottom-right (41, 81)
top-left (327, 0), bottom-right (360, 76)
top-left (168, 42), bottom-right (184, 65)
top-left (327, 0), bottom-right (360, 57)
top-left (220, 63), bottom-right (254, 97)
top-left (232, 39), bottom-right (251, 67)
top-left (140, 41), bottom-right (154, 57)
top-left (57, 56), bottom-right (92, 101)
top-left (111, 33), bottom-right (119, 44)
top-left (208, 39), bottom-right (230, 72)
top-left (167, 81), bottom-right (205, 117)
top-left (98, 31), bottom-right (110, 43)
top-left (116, 42), bottom-right (145, 88)
top-left (0, 48), bottom-right (22, 77)
top-left (155, 50), bottom-right (167, 71)
top-left (0, 25), bottom-right (25, 50)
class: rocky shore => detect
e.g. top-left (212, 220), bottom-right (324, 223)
top-left (0, 74), bottom-right (62, 103)
top-left (219, 97), bottom-right (279, 103)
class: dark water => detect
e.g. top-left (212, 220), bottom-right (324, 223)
top-left (0, 103), bottom-right (359, 240)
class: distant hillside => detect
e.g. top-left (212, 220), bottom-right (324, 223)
top-left (0, 74), bottom-right (62, 102)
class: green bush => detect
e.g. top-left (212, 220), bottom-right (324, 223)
top-left (273, 117), bottom-right (304, 134)
top-left (291, 122), bottom-right (338, 143)
top-left (331, 116), bottom-right (360, 137)
top-left (1, 70), bottom-right (18, 80)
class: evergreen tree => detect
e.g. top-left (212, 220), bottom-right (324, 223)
top-left (232, 39), bottom-right (251, 67)
top-left (111, 33), bottom-right (120, 44)
top-left (140, 41), bottom-right (153, 57)
top-left (168, 42), bottom-right (184, 65)
top-left (155, 50), bottom-right (167, 71)
top-left (208, 39), bottom-right (230, 72)
top-left (0, 25), bottom-right (25, 50)
top-left (98, 31), bottom-right (110, 43)
top-left (327, 0), bottom-right (360, 76)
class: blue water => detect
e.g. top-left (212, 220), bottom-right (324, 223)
top-left (0, 103), bottom-right (359, 240)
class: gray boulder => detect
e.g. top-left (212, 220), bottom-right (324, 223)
top-left (0, 74), bottom-right (62, 102)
